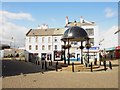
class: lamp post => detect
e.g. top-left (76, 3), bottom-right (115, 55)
top-left (67, 38), bottom-right (71, 65)
top-left (63, 41), bottom-right (66, 64)
top-left (61, 40), bottom-right (67, 64)
top-left (79, 41), bottom-right (84, 64)
top-left (85, 38), bottom-right (91, 64)
top-left (67, 33), bottom-right (72, 65)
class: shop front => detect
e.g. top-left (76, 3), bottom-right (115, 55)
top-left (29, 53), bottom-right (38, 63)
top-left (54, 50), bottom-right (64, 61)
top-left (115, 46), bottom-right (120, 59)
top-left (105, 47), bottom-right (115, 58)
top-left (41, 53), bottom-right (52, 61)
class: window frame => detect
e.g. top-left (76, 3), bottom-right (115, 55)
top-left (35, 45), bottom-right (38, 50)
top-left (29, 45), bottom-right (32, 50)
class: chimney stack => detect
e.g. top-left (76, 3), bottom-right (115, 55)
top-left (66, 16), bottom-right (69, 25)
top-left (74, 20), bottom-right (77, 26)
top-left (80, 16), bottom-right (84, 23)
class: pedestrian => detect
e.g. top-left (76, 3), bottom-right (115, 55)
top-left (110, 55), bottom-right (113, 60)
top-left (100, 53), bottom-right (103, 60)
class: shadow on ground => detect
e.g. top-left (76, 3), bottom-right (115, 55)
top-left (100, 64), bottom-right (119, 67)
top-left (2, 59), bottom-right (119, 77)
top-left (2, 60), bottom-right (57, 77)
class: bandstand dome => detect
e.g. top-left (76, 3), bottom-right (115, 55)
top-left (62, 26), bottom-right (89, 42)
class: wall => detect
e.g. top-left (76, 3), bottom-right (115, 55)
top-left (118, 31), bottom-right (120, 46)
top-left (25, 35), bottom-right (64, 61)
top-left (100, 26), bottom-right (118, 49)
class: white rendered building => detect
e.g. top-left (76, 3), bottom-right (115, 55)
top-left (99, 26), bottom-right (120, 58)
top-left (25, 16), bottom-right (100, 62)
top-left (25, 25), bottom-right (64, 61)
top-left (100, 26), bottom-right (118, 49)
top-left (65, 16), bottom-right (100, 61)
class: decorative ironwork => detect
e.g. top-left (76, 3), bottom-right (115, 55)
top-left (85, 43), bottom-right (91, 49)
top-left (61, 26), bottom-right (89, 65)
top-left (62, 45), bottom-right (71, 49)
top-left (79, 46), bottom-right (84, 49)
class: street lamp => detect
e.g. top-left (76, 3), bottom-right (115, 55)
top-left (79, 41), bottom-right (84, 64)
top-left (85, 38), bottom-right (91, 64)
top-left (61, 39), bottom-right (67, 64)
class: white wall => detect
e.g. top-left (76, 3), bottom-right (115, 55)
top-left (53, 36), bottom-right (64, 50)
top-left (100, 26), bottom-right (118, 49)
top-left (118, 31), bottom-right (120, 46)
top-left (81, 25), bottom-right (99, 47)
top-left (25, 35), bottom-right (64, 61)
top-left (94, 26), bottom-right (99, 46)
top-left (0, 50), bottom-right (4, 59)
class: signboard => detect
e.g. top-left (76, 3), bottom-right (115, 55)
top-left (116, 46), bottom-right (120, 50)
top-left (84, 47), bottom-right (99, 50)
top-left (105, 47), bottom-right (115, 51)
top-left (89, 47), bottom-right (99, 50)
top-left (54, 51), bottom-right (63, 61)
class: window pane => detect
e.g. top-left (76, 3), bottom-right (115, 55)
top-left (29, 45), bottom-right (31, 50)
top-left (55, 45), bottom-right (57, 50)
top-left (54, 37), bottom-right (57, 42)
top-left (89, 38), bottom-right (94, 46)
top-left (48, 45), bottom-right (51, 50)
top-left (42, 45), bottom-right (45, 50)
top-left (86, 28), bottom-right (94, 36)
top-left (36, 45), bottom-right (38, 50)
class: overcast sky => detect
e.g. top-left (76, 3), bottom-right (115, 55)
top-left (0, 2), bottom-right (118, 48)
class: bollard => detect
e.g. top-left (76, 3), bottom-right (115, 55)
top-left (51, 60), bottom-right (52, 66)
top-left (100, 60), bottom-right (101, 66)
top-left (85, 63), bottom-right (87, 67)
top-left (35, 61), bottom-right (37, 65)
top-left (94, 58), bottom-right (97, 65)
top-left (72, 62), bottom-right (74, 72)
top-left (45, 61), bottom-right (47, 70)
top-left (37, 61), bottom-right (38, 65)
top-left (91, 62), bottom-right (93, 72)
top-left (49, 61), bottom-right (51, 66)
top-left (56, 61), bottom-right (58, 72)
top-left (109, 61), bottom-right (112, 70)
top-left (38, 61), bottom-right (39, 65)
top-left (42, 61), bottom-right (44, 69)
top-left (104, 61), bottom-right (106, 71)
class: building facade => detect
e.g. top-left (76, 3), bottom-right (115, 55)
top-left (100, 26), bottom-right (120, 58)
top-left (25, 25), bottom-right (64, 61)
top-left (65, 16), bottom-right (100, 61)
top-left (25, 16), bottom-right (100, 62)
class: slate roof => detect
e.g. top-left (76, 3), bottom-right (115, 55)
top-left (26, 28), bottom-right (65, 36)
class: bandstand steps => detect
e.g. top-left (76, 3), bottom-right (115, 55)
top-left (61, 64), bottom-right (87, 72)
